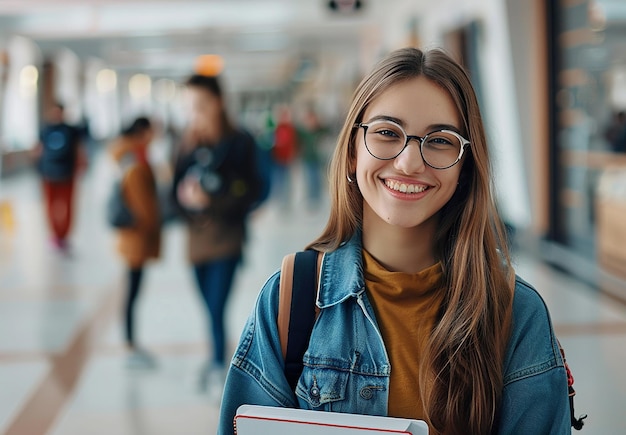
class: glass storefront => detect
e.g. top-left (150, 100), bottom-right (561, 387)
top-left (550, 0), bottom-right (626, 277)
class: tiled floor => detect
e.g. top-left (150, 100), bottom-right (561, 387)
top-left (0, 149), bottom-right (625, 434)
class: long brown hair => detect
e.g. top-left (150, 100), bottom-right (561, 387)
top-left (308, 47), bottom-right (514, 434)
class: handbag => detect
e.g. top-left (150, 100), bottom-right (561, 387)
top-left (106, 177), bottom-right (134, 228)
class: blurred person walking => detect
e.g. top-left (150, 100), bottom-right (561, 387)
top-left (297, 107), bottom-right (328, 209)
top-left (271, 104), bottom-right (298, 209)
top-left (172, 74), bottom-right (261, 396)
top-left (251, 111), bottom-right (275, 209)
top-left (34, 102), bottom-right (86, 252)
top-left (109, 117), bottom-right (161, 369)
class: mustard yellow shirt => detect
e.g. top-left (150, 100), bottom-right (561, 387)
top-left (363, 249), bottom-right (444, 420)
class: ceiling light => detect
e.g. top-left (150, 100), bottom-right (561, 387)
top-left (96, 69), bottom-right (117, 94)
top-left (129, 74), bottom-right (152, 99)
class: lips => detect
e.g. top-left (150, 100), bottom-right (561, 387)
top-left (384, 179), bottom-right (429, 194)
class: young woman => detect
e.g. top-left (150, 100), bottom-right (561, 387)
top-left (218, 48), bottom-right (571, 434)
top-left (172, 74), bottom-right (261, 394)
top-left (109, 117), bottom-right (161, 368)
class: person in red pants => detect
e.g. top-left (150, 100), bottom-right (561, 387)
top-left (34, 103), bottom-right (86, 251)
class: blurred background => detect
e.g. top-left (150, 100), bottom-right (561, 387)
top-left (0, 0), bottom-right (625, 434)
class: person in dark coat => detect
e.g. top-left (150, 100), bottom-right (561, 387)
top-left (173, 74), bottom-right (261, 396)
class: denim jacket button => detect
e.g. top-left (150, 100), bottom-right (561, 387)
top-left (310, 386), bottom-right (320, 398)
top-left (360, 387), bottom-right (374, 400)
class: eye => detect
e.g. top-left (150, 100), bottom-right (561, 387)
top-left (369, 122), bottom-right (404, 141)
top-left (424, 131), bottom-right (460, 149)
top-left (429, 136), bottom-right (453, 145)
top-left (376, 129), bottom-right (400, 138)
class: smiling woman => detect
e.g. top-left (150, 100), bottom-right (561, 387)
top-left (355, 76), bottom-right (466, 237)
top-left (218, 47), bottom-right (573, 435)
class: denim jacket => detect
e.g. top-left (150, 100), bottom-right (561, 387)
top-left (218, 233), bottom-right (571, 434)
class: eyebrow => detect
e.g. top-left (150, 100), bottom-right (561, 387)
top-left (364, 115), bottom-right (463, 135)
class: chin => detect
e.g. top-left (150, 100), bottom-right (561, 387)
top-left (383, 207), bottom-right (440, 230)
top-left (380, 214), bottom-right (428, 229)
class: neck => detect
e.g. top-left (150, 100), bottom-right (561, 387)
top-left (362, 209), bottom-right (438, 274)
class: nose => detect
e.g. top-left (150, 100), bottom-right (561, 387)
top-left (393, 138), bottom-right (426, 174)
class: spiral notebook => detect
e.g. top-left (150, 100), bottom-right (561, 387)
top-left (235, 405), bottom-right (429, 435)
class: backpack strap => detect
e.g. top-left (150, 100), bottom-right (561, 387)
top-left (278, 253), bottom-right (297, 358)
top-left (278, 250), bottom-right (322, 391)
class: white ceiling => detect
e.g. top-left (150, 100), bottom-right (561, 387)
top-left (0, 0), bottom-right (398, 92)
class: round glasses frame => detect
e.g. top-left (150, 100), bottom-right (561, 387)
top-left (354, 120), bottom-right (470, 170)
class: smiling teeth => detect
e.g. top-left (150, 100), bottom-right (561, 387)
top-left (385, 180), bottom-right (427, 193)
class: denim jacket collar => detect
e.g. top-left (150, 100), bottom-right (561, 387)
top-left (317, 232), bottom-right (366, 309)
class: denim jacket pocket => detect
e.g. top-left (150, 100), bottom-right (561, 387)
top-left (296, 363), bottom-right (349, 410)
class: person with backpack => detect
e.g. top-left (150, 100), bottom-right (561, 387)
top-left (34, 102), bottom-right (86, 251)
top-left (172, 73), bottom-right (262, 397)
top-left (218, 48), bottom-right (576, 434)
top-left (109, 117), bottom-right (161, 369)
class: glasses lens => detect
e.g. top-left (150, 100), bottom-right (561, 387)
top-left (422, 131), bottom-right (463, 169)
top-left (363, 121), bottom-right (406, 160)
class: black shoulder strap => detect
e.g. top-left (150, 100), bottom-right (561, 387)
top-left (284, 250), bottom-right (319, 391)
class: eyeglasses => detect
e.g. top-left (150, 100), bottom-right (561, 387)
top-left (354, 119), bottom-right (470, 169)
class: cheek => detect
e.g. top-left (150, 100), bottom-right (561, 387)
top-left (440, 169), bottom-right (463, 199)
top-left (203, 104), bottom-right (222, 124)
top-left (449, 168), bottom-right (462, 185)
top-left (196, 102), bottom-right (213, 117)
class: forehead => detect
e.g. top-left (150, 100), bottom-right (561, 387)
top-left (185, 86), bottom-right (219, 104)
top-left (362, 76), bottom-right (462, 131)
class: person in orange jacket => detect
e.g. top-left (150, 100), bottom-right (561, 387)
top-left (109, 117), bottom-right (161, 369)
